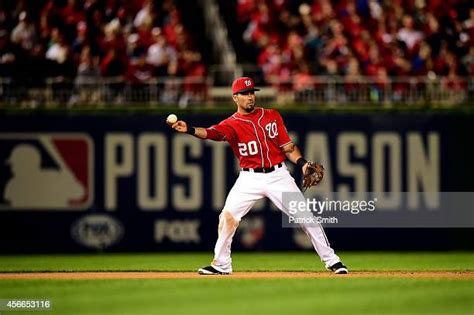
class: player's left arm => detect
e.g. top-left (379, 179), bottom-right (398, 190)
top-left (281, 142), bottom-right (310, 173)
top-left (274, 110), bottom-right (310, 172)
top-left (282, 142), bottom-right (302, 164)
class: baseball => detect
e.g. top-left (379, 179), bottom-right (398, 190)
top-left (166, 114), bottom-right (178, 124)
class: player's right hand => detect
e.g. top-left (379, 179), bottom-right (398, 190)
top-left (171, 120), bottom-right (188, 133)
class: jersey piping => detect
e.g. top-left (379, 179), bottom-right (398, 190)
top-left (257, 108), bottom-right (272, 166)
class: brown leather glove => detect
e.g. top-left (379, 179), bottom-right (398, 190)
top-left (302, 162), bottom-right (325, 191)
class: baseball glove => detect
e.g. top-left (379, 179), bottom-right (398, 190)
top-left (302, 162), bottom-right (325, 191)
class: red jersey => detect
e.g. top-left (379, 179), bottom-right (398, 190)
top-left (205, 107), bottom-right (292, 168)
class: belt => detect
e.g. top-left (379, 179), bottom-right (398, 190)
top-left (242, 163), bottom-right (283, 173)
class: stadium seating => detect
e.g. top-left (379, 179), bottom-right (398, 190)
top-left (233, 0), bottom-right (473, 85)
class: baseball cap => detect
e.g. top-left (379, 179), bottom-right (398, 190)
top-left (232, 77), bottom-right (260, 95)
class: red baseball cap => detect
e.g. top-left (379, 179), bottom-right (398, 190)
top-left (232, 77), bottom-right (260, 94)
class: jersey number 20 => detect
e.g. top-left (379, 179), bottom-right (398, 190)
top-left (238, 141), bottom-right (258, 156)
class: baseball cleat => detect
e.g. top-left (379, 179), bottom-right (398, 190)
top-left (198, 265), bottom-right (231, 275)
top-left (328, 262), bottom-right (349, 274)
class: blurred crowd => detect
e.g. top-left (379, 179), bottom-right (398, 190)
top-left (1, 0), bottom-right (473, 100)
top-left (237, 0), bottom-right (474, 90)
top-left (0, 0), bottom-right (206, 86)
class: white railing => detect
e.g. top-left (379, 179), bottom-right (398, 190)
top-left (0, 76), bottom-right (212, 108)
top-left (0, 75), bottom-right (472, 108)
top-left (262, 75), bottom-right (474, 106)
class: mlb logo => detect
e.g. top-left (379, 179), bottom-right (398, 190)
top-left (0, 133), bottom-right (94, 210)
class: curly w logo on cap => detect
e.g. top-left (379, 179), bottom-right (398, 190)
top-left (232, 77), bottom-right (260, 94)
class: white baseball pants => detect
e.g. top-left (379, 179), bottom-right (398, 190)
top-left (212, 163), bottom-right (341, 272)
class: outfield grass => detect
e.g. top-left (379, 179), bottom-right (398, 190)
top-left (0, 252), bottom-right (472, 315)
top-left (0, 278), bottom-right (472, 315)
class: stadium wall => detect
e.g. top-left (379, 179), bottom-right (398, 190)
top-left (0, 113), bottom-right (472, 253)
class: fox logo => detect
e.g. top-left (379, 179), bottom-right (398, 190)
top-left (0, 133), bottom-right (94, 210)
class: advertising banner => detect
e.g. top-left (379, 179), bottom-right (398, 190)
top-left (0, 113), bottom-right (472, 252)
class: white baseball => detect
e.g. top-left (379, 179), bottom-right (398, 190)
top-left (166, 114), bottom-right (178, 124)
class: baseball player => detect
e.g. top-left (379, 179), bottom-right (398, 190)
top-left (168, 77), bottom-right (348, 275)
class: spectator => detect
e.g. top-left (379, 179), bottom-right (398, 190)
top-left (388, 45), bottom-right (412, 76)
top-left (258, 44), bottom-right (291, 84)
top-left (127, 53), bottom-right (154, 84)
top-left (283, 31), bottom-right (305, 67)
top-left (126, 33), bottom-right (143, 59)
top-left (76, 47), bottom-right (101, 84)
top-left (0, 30), bottom-right (16, 78)
top-left (293, 63), bottom-right (314, 92)
top-left (345, 57), bottom-right (361, 80)
top-left (321, 59), bottom-right (339, 76)
top-left (61, 0), bottom-right (86, 41)
top-left (101, 49), bottom-right (126, 78)
top-left (179, 50), bottom-right (205, 77)
top-left (126, 52), bottom-right (154, 102)
top-left (71, 21), bottom-right (89, 58)
top-left (425, 14), bottom-right (443, 58)
top-left (71, 48), bottom-right (101, 105)
top-left (461, 46), bottom-right (474, 75)
top-left (237, 0), bottom-right (256, 24)
top-left (411, 41), bottom-right (433, 75)
top-left (146, 27), bottom-right (177, 76)
top-left (462, 8), bottom-right (474, 47)
top-left (397, 15), bottom-right (424, 53)
top-left (303, 24), bottom-right (324, 60)
top-left (322, 20), bottom-right (349, 61)
top-left (101, 48), bottom-right (126, 103)
top-left (243, 1), bottom-right (274, 46)
top-left (11, 11), bottom-right (36, 51)
top-left (344, 57), bottom-right (362, 101)
top-left (25, 44), bottom-right (53, 84)
top-left (134, 0), bottom-right (155, 29)
top-left (100, 18), bottom-right (126, 59)
top-left (444, 66), bottom-right (466, 95)
top-left (433, 43), bottom-right (452, 75)
top-left (45, 31), bottom-right (69, 65)
top-left (311, 0), bottom-right (335, 26)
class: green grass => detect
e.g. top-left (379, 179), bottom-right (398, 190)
top-left (0, 252), bottom-right (473, 315)
top-left (0, 278), bottom-right (472, 315)
top-left (0, 251), bottom-right (472, 272)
